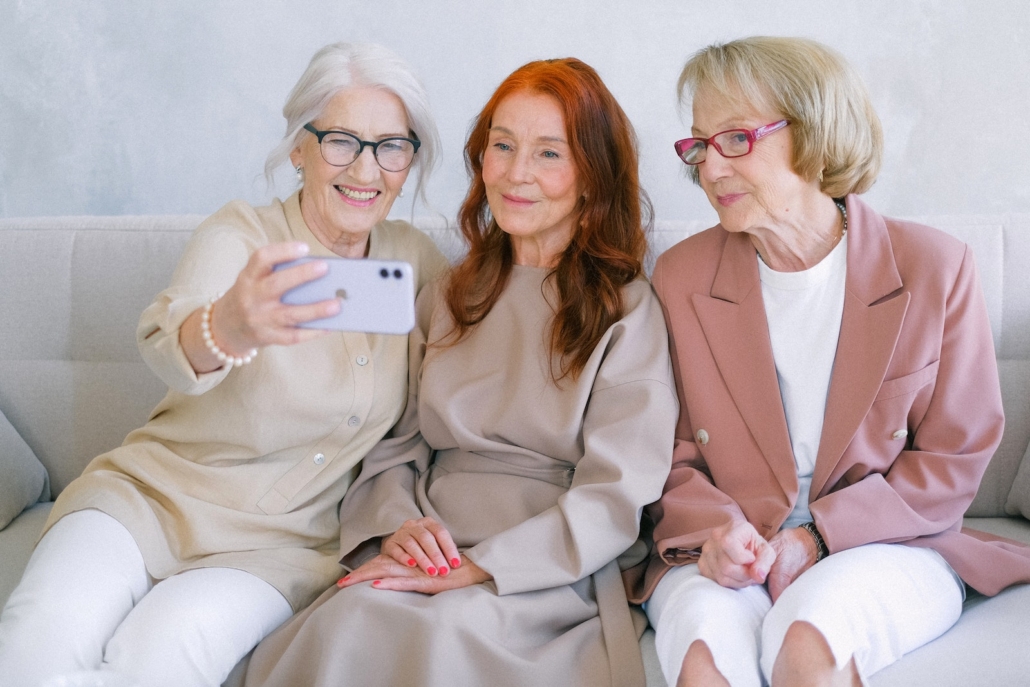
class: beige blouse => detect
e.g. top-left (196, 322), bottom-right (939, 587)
top-left (44, 192), bottom-right (449, 610)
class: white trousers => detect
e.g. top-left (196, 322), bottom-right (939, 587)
top-left (0, 510), bottom-right (293, 687)
top-left (645, 543), bottom-right (965, 687)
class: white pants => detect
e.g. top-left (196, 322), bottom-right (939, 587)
top-left (0, 510), bottom-right (293, 687)
top-left (645, 543), bottom-right (965, 687)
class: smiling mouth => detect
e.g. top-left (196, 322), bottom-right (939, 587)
top-left (716, 193), bottom-right (745, 207)
top-left (336, 185), bottom-right (379, 202)
top-left (502, 193), bottom-right (534, 206)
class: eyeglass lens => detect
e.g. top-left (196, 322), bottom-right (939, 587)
top-left (320, 132), bottom-right (416, 172)
top-left (680, 130), bottom-right (751, 164)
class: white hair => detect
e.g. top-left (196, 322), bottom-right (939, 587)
top-left (265, 42), bottom-right (440, 207)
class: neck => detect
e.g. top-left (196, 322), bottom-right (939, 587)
top-left (749, 195), bottom-right (845, 272)
top-left (510, 234), bottom-right (569, 269)
top-left (298, 189), bottom-right (370, 259)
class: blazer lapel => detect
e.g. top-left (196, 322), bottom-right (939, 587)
top-left (811, 195), bottom-right (909, 497)
top-left (694, 231), bottom-right (799, 503)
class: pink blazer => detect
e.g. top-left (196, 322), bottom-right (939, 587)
top-left (626, 195), bottom-right (1030, 603)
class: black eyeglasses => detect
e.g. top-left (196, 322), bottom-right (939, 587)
top-left (303, 123), bottom-right (421, 172)
top-left (674, 120), bottom-right (789, 165)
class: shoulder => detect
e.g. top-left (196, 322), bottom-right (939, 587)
top-left (882, 215), bottom-right (970, 280)
top-left (374, 219), bottom-right (450, 289)
top-left (586, 276), bottom-right (675, 393)
top-left (374, 219), bottom-right (443, 257)
top-left (652, 224), bottom-right (727, 298)
top-left (191, 197), bottom-right (287, 248)
top-left (605, 278), bottom-right (672, 359)
top-left (620, 275), bottom-right (664, 322)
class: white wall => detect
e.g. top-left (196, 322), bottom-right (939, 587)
top-left (1, 0), bottom-right (1027, 226)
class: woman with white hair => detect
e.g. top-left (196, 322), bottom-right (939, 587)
top-left (0, 42), bottom-right (448, 687)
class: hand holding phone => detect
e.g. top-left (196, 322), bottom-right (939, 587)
top-left (275, 257), bottom-right (415, 335)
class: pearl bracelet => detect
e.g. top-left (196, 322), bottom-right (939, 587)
top-left (200, 295), bottom-right (257, 368)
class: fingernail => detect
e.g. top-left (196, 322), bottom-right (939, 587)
top-left (372, 580), bottom-right (381, 586)
top-left (427, 566), bottom-right (437, 576)
top-left (337, 577), bottom-right (348, 587)
top-left (451, 558), bottom-right (461, 568)
top-left (439, 566), bottom-right (449, 576)
top-left (407, 558), bottom-right (416, 567)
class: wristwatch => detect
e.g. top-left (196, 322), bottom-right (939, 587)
top-left (799, 521), bottom-right (829, 561)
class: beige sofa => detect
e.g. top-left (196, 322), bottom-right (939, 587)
top-left (1, 212), bottom-right (1029, 686)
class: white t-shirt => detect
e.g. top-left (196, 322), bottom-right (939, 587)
top-left (758, 235), bottom-right (848, 529)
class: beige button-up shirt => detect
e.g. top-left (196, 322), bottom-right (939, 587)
top-left (44, 192), bottom-right (449, 610)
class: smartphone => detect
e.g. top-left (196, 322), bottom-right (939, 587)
top-left (275, 257), bottom-right (415, 335)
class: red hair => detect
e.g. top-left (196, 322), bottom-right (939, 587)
top-left (444, 57), bottom-right (652, 380)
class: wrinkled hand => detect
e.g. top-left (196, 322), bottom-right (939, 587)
top-left (381, 517), bottom-right (461, 577)
top-left (765, 527), bottom-right (819, 602)
top-left (336, 554), bottom-right (491, 595)
top-left (182, 242), bottom-right (342, 372)
top-left (697, 520), bottom-right (776, 589)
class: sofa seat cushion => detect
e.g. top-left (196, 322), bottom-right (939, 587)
top-left (0, 411), bottom-right (50, 530)
top-left (868, 580), bottom-right (1030, 686)
top-left (963, 516), bottom-right (1030, 545)
top-left (0, 501), bottom-right (51, 607)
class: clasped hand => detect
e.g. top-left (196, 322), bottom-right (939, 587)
top-left (337, 517), bottom-right (492, 594)
top-left (697, 521), bottom-right (818, 602)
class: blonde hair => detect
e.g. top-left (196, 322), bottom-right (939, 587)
top-left (677, 36), bottom-right (882, 197)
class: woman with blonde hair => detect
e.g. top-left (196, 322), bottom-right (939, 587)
top-left (627, 36), bottom-right (1030, 687)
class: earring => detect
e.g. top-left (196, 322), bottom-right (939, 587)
top-left (818, 169), bottom-right (825, 182)
top-left (295, 167), bottom-right (304, 183)
top-left (399, 187), bottom-right (405, 198)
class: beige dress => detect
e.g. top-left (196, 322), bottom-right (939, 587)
top-left (43, 192), bottom-right (449, 611)
top-left (246, 266), bottom-right (678, 687)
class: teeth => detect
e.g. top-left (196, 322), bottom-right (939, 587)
top-left (337, 186), bottom-right (378, 201)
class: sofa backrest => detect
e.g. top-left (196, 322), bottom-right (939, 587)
top-left (1, 213), bottom-right (1028, 516)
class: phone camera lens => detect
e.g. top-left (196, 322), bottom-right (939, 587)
top-left (379, 268), bottom-right (389, 278)
top-left (393, 269), bottom-right (402, 279)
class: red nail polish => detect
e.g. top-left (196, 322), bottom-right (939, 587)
top-left (372, 580), bottom-right (381, 586)
top-left (407, 558), bottom-right (416, 567)
top-left (439, 566), bottom-right (449, 576)
top-left (427, 566), bottom-right (437, 576)
top-left (337, 577), bottom-right (348, 587)
top-left (451, 558), bottom-right (461, 568)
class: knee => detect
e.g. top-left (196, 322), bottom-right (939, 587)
top-left (768, 621), bottom-right (855, 687)
top-left (678, 640), bottom-right (730, 687)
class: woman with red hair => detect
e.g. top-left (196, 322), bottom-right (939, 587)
top-left (245, 58), bottom-right (677, 687)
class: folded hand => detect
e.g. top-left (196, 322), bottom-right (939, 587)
top-left (336, 554), bottom-right (492, 595)
top-left (381, 517), bottom-right (462, 577)
top-left (697, 520), bottom-right (776, 588)
top-left (765, 526), bottom-right (819, 602)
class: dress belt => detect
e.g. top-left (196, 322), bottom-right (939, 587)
top-left (431, 448), bottom-right (576, 488)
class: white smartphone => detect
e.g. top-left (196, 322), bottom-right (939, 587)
top-left (275, 257), bottom-right (415, 335)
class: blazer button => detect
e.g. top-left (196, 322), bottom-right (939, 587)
top-left (892, 429), bottom-right (908, 440)
top-left (696, 429), bottom-right (709, 446)
top-left (313, 453), bottom-right (325, 465)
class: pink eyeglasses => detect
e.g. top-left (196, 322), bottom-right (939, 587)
top-left (674, 120), bottom-right (789, 165)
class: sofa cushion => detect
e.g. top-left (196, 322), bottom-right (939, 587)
top-left (0, 502), bottom-right (52, 608)
top-left (0, 410), bottom-right (50, 530)
top-left (967, 359), bottom-right (1030, 516)
top-left (1006, 442), bottom-right (1030, 519)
